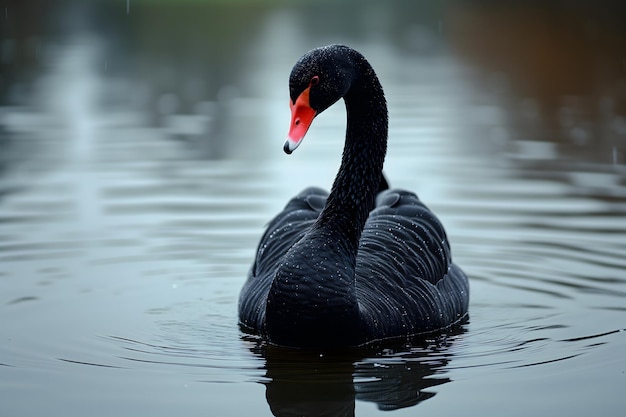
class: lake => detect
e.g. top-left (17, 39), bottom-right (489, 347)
top-left (1, 1), bottom-right (625, 416)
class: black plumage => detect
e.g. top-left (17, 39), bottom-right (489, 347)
top-left (238, 45), bottom-right (469, 347)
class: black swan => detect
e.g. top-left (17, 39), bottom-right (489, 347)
top-left (238, 45), bottom-right (469, 347)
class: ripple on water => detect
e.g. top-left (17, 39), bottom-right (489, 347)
top-left (1, 11), bottom-right (626, 416)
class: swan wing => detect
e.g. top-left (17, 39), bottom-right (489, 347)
top-left (356, 189), bottom-right (469, 339)
top-left (238, 187), bottom-right (328, 331)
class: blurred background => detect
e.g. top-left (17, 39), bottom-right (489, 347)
top-left (2, 0), bottom-right (625, 164)
top-left (1, 1), bottom-right (625, 416)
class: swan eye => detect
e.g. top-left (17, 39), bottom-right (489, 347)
top-left (310, 76), bottom-right (320, 86)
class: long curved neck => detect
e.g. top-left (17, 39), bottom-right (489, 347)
top-left (314, 59), bottom-right (388, 254)
top-left (265, 53), bottom-right (388, 347)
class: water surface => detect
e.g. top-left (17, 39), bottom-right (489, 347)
top-left (1, 1), bottom-right (625, 416)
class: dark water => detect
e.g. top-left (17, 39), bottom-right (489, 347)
top-left (1, 1), bottom-right (625, 416)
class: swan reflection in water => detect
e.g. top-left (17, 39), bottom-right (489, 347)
top-left (244, 327), bottom-right (464, 416)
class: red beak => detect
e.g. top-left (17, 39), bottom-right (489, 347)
top-left (285, 86), bottom-right (317, 154)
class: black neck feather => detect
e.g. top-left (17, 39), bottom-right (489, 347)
top-left (314, 56), bottom-right (388, 254)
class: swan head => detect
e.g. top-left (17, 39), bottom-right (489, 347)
top-left (285, 45), bottom-right (355, 154)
